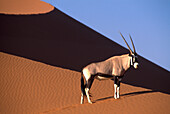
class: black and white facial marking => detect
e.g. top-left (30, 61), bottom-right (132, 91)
top-left (130, 53), bottom-right (139, 69)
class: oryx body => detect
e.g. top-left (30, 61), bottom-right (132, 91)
top-left (80, 33), bottom-right (139, 104)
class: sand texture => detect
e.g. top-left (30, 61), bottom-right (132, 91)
top-left (0, 0), bottom-right (170, 113)
top-left (0, 52), bottom-right (170, 114)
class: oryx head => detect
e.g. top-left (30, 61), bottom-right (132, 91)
top-left (120, 32), bottom-right (139, 69)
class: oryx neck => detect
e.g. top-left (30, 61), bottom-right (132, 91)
top-left (120, 54), bottom-right (131, 71)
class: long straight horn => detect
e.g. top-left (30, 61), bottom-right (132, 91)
top-left (120, 32), bottom-right (133, 54)
top-left (129, 34), bottom-right (136, 53)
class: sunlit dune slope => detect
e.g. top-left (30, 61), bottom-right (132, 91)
top-left (0, 52), bottom-right (170, 114)
top-left (0, 0), bottom-right (54, 14)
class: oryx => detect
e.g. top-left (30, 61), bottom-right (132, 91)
top-left (80, 32), bottom-right (139, 104)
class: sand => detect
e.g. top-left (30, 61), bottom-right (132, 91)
top-left (0, 0), bottom-right (54, 14)
top-left (0, 0), bottom-right (170, 113)
top-left (0, 52), bottom-right (170, 114)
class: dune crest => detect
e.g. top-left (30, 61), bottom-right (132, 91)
top-left (0, 0), bottom-right (54, 14)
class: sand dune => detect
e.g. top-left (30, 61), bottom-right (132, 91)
top-left (0, 52), bottom-right (80, 113)
top-left (0, 7), bottom-right (169, 94)
top-left (0, 0), bottom-right (170, 113)
top-left (0, 0), bottom-right (54, 14)
top-left (0, 52), bottom-right (169, 114)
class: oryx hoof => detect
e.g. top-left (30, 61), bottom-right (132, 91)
top-left (114, 95), bottom-right (117, 99)
top-left (88, 101), bottom-right (93, 104)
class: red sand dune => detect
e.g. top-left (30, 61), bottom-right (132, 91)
top-left (0, 0), bottom-right (170, 113)
top-left (0, 52), bottom-right (170, 114)
top-left (0, 0), bottom-right (54, 14)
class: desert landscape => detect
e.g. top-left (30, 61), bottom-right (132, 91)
top-left (0, 0), bottom-right (170, 114)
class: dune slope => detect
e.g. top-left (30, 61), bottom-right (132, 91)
top-left (0, 8), bottom-right (169, 94)
top-left (0, 0), bottom-right (170, 113)
top-left (0, 52), bottom-right (80, 113)
top-left (0, 52), bottom-right (170, 114)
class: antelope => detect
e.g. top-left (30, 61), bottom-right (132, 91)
top-left (80, 32), bottom-right (139, 104)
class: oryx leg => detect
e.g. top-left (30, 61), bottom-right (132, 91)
top-left (82, 69), bottom-right (94, 104)
top-left (80, 92), bottom-right (84, 104)
top-left (85, 77), bottom-right (94, 104)
top-left (114, 76), bottom-right (118, 99)
top-left (117, 78), bottom-right (120, 99)
top-left (118, 77), bottom-right (123, 99)
top-left (80, 76), bottom-right (85, 104)
top-left (115, 76), bottom-right (122, 99)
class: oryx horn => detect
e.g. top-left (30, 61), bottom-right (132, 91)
top-left (129, 34), bottom-right (136, 53)
top-left (120, 32), bottom-right (133, 54)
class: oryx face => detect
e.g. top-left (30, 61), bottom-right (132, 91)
top-left (131, 53), bottom-right (139, 69)
top-left (120, 32), bottom-right (139, 69)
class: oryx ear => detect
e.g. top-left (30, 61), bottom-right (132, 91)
top-left (120, 32), bottom-right (133, 54)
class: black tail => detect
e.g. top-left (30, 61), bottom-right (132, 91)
top-left (81, 72), bottom-right (86, 95)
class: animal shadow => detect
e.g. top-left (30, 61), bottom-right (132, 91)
top-left (95, 90), bottom-right (158, 102)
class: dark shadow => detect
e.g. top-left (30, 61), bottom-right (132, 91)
top-left (0, 8), bottom-right (170, 94)
top-left (121, 90), bottom-right (158, 97)
top-left (95, 90), bottom-right (158, 102)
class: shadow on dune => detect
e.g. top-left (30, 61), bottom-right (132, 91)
top-left (0, 8), bottom-right (170, 94)
top-left (121, 90), bottom-right (159, 97)
top-left (95, 90), bottom-right (158, 102)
